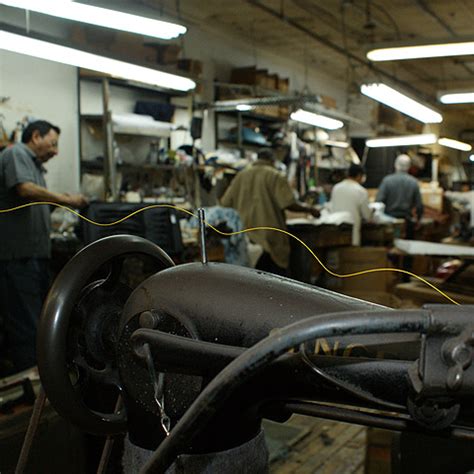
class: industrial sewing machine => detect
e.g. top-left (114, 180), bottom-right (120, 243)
top-left (30, 227), bottom-right (474, 473)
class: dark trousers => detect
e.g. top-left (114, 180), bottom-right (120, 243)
top-left (405, 218), bottom-right (416, 240)
top-left (0, 258), bottom-right (50, 372)
top-left (255, 251), bottom-right (287, 277)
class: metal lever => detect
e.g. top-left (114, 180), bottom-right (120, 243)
top-left (143, 343), bottom-right (171, 436)
top-left (198, 208), bottom-right (208, 264)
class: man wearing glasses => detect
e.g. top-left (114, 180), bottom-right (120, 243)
top-left (0, 120), bottom-right (88, 373)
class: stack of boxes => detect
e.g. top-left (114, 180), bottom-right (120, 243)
top-left (223, 66), bottom-right (290, 119)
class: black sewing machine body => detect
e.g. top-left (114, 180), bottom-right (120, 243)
top-left (35, 235), bottom-right (474, 473)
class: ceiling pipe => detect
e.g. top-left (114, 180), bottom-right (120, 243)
top-left (245, 0), bottom-right (435, 101)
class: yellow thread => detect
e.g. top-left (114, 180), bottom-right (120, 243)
top-left (0, 201), bottom-right (196, 224)
top-left (207, 224), bottom-right (461, 306)
top-left (0, 201), bottom-right (460, 305)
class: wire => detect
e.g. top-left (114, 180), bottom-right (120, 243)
top-left (0, 201), bottom-right (460, 305)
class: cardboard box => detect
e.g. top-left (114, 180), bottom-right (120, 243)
top-left (277, 77), bottom-right (289, 93)
top-left (324, 246), bottom-right (395, 293)
top-left (152, 44), bottom-right (181, 65)
top-left (231, 66), bottom-right (267, 87)
top-left (321, 94), bottom-right (337, 109)
top-left (278, 105), bottom-right (290, 120)
top-left (230, 67), bottom-right (284, 91)
top-left (265, 73), bottom-right (278, 90)
top-left (177, 59), bottom-right (203, 76)
top-left (420, 183), bottom-right (444, 212)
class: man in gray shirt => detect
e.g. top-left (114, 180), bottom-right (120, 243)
top-left (0, 120), bottom-right (87, 373)
top-left (376, 154), bottom-right (423, 239)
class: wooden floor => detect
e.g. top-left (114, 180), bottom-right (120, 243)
top-left (269, 415), bottom-right (366, 474)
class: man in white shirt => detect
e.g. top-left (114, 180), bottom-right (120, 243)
top-left (330, 163), bottom-right (372, 246)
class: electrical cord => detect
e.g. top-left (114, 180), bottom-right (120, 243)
top-left (138, 309), bottom-right (429, 473)
top-left (0, 201), bottom-right (461, 305)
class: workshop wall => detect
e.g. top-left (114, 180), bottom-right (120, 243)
top-left (0, 50), bottom-right (81, 194)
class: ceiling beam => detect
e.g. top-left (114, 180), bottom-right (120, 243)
top-left (415, 0), bottom-right (473, 77)
top-left (291, 0), bottom-right (365, 43)
top-left (244, 0), bottom-right (435, 101)
top-left (415, 0), bottom-right (457, 36)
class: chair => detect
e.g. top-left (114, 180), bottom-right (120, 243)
top-left (81, 203), bottom-right (183, 257)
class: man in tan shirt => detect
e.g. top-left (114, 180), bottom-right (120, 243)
top-left (220, 148), bottom-right (319, 275)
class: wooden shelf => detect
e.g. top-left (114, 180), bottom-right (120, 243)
top-left (216, 140), bottom-right (270, 149)
top-left (81, 114), bottom-right (173, 138)
top-left (81, 160), bottom-right (187, 172)
top-left (216, 110), bottom-right (286, 123)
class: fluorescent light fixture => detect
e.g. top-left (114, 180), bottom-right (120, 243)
top-left (324, 140), bottom-right (350, 148)
top-left (290, 109), bottom-right (344, 130)
top-left (469, 154), bottom-right (474, 162)
top-left (0, 0), bottom-right (186, 39)
top-left (0, 31), bottom-right (196, 91)
top-left (236, 104), bottom-right (253, 111)
top-left (438, 137), bottom-right (472, 151)
top-left (439, 92), bottom-right (474, 104)
top-left (366, 134), bottom-right (437, 148)
top-left (368, 42), bottom-right (474, 61)
top-left (361, 83), bottom-right (442, 124)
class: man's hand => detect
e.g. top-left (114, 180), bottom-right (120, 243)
top-left (64, 193), bottom-right (89, 209)
top-left (16, 182), bottom-right (89, 209)
top-left (286, 202), bottom-right (321, 218)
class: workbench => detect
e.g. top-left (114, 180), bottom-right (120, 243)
top-left (287, 222), bottom-right (352, 283)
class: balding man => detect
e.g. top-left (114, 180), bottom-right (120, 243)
top-left (376, 154), bottom-right (423, 238)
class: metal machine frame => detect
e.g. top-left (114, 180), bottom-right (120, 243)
top-left (18, 233), bottom-right (474, 473)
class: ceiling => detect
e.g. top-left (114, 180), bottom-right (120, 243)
top-left (144, 0), bottom-right (474, 104)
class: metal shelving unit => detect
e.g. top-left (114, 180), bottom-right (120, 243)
top-left (78, 70), bottom-right (187, 200)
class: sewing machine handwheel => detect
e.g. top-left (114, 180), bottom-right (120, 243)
top-left (37, 235), bottom-right (174, 435)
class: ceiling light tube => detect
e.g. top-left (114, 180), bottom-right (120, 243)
top-left (366, 134), bottom-right (438, 148)
top-left (439, 92), bottom-right (474, 104)
top-left (290, 109), bottom-right (344, 130)
top-left (0, 0), bottom-right (186, 39)
top-left (0, 31), bottom-right (196, 91)
top-left (361, 83), bottom-right (442, 124)
top-left (438, 137), bottom-right (472, 151)
top-left (236, 104), bottom-right (253, 111)
top-left (367, 42), bottom-right (474, 61)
